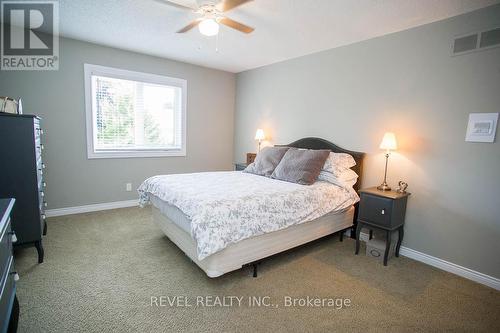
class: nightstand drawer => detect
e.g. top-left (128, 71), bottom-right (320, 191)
top-left (358, 194), bottom-right (393, 227)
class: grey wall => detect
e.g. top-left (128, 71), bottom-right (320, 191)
top-left (0, 37), bottom-right (235, 209)
top-left (235, 5), bottom-right (500, 278)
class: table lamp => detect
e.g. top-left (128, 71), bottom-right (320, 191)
top-left (377, 132), bottom-right (397, 191)
top-left (255, 129), bottom-right (265, 152)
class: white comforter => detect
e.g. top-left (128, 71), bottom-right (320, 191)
top-left (138, 171), bottom-right (359, 260)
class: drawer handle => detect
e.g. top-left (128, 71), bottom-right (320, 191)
top-left (8, 231), bottom-right (17, 243)
top-left (10, 272), bottom-right (19, 282)
top-left (381, 209), bottom-right (385, 215)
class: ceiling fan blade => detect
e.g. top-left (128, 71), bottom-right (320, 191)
top-left (219, 17), bottom-right (254, 34)
top-left (177, 19), bottom-right (202, 33)
top-left (154, 0), bottom-right (197, 11)
top-left (218, 0), bottom-right (253, 12)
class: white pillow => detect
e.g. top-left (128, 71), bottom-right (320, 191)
top-left (318, 169), bottom-right (358, 188)
top-left (322, 152), bottom-right (356, 176)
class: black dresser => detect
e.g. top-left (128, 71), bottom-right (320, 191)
top-left (0, 114), bottom-right (46, 263)
top-left (0, 198), bottom-right (19, 333)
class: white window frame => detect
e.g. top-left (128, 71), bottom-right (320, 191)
top-left (84, 64), bottom-right (187, 159)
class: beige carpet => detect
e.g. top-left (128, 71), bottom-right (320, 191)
top-left (14, 207), bottom-right (500, 333)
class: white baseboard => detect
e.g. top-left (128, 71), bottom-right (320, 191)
top-left (358, 231), bottom-right (500, 290)
top-left (398, 247), bottom-right (500, 290)
top-left (45, 199), bottom-right (139, 217)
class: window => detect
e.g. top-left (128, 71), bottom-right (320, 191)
top-left (84, 64), bottom-right (187, 158)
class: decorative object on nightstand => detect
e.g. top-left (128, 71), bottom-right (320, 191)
top-left (377, 132), bottom-right (397, 191)
top-left (396, 181), bottom-right (408, 194)
top-left (355, 187), bottom-right (410, 265)
top-left (255, 129), bottom-right (265, 152)
top-left (246, 153), bottom-right (256, 164)
top-left (234, 163), bottom-right (247, 171)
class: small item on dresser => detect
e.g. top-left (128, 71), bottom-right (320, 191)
top-left (17, 98), bottom-right (23, 114)
top-left (396, 181), bottom-right (408, 194)
top-left (0, 96), bottom-right (20, 114)
top-left (246, 153), bottom-right (256, 165)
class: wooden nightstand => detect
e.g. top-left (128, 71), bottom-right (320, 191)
top-left (355, 187), bottom-right (410, 265)
top-left (234, 163), bottom-right (247, 171)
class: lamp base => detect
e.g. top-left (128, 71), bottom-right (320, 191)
top-left (377, 183), bottom-right (391, 191)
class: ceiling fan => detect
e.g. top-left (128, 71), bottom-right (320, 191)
top-left (157, 0), bottom-right (254, 36)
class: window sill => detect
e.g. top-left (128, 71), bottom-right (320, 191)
top-left (87, 149), bottom-right (186, 159)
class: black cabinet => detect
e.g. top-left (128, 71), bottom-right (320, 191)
top-left (355, 187), bottom-right (410, 265)
top-left (0, 198), bottom-right (19, 333)
top-left (234, 163), bottom-right (247, 171)
top-left (0, 113), bottom-right (46, 263)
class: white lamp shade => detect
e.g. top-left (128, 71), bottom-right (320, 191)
top-left (255, 129), bottom-right (265, 141)
top-left (198, 19), bottom-right (219, 36)
top-left (379, 132), bottom-right (397, 151)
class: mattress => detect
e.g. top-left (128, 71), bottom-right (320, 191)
top-left (150, 194), bottom-right (191, 234)
top-left (150, 193), bottom-right (352, 236)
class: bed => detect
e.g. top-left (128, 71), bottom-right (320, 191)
top-left (139, 138), bottom-right (364, 277)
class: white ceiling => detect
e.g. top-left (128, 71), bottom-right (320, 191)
top-left (57, 0), bottom-right (499, 73)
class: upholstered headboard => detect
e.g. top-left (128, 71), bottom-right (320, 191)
top-left (278, 137), bottom-right (365, 192)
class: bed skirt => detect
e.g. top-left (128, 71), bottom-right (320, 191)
top-left (151, 205), bottom-right (354, 277)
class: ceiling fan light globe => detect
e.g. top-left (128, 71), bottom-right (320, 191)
top-left (198, 19), bottom-right (219, 36)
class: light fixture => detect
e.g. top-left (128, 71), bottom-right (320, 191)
top-left (198, 18), bottom-right (219, 36)
top-left (377, 132), bottom-right (397, 191)
top-left (255, 129), bottom-right (265, 152)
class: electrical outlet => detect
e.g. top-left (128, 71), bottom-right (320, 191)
top-left (126, 183), bottom-right (132, 192)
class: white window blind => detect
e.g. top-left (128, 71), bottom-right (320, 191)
top-left (84, 64), bottom-right (187, 158)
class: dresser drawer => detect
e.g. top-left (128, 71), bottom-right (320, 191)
top-left (0, 218), bottom-right (13, 276)
top-left (0, 256), bottom-right (15, 331)
top-left (358, 193), bottom-right (393, 227)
